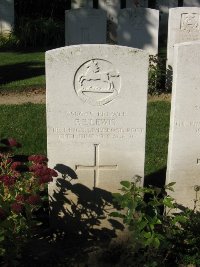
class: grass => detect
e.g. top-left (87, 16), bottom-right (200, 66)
top-left (0, 104), bottom-right (46, 155)
top-left (0, 51), bottom-right (45, 92)
top-left (0, 101), bottom-right (171, 180)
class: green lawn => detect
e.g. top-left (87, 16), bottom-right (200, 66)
top-left (0, 104), bottom-right (46, 155)
top-left (0, 101), bottom-right (171, 183)
top-left (0, 51), bottom-right (45, 92)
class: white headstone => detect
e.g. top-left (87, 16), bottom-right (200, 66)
top-left (65, 9), bottom-right (107, 45)
top-left (46, 45), bottom-right (149, 234)
top-left (0, 0), bottom-right (14, 34)
top-left (117, 8), bottom-right (159, 55)
top-left (167, 7), bottom-right (200, 69)
top-left (166, 41), bottom-right (200, 209)
top-left (71, 0), bottom-right (93, 8)
top-left (126, 0), bottom-right (148, 8)
top-left (156, 0), bottom-right (178, 40)
top-left (98, 0), bottom-right (121, 42)
top-left (183, 0), bottom-right (200, 7)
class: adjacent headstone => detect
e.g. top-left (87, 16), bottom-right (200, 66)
top-left (126, 0), bottom-right (148, 8)
top-left (65, 9), bottom-right (107, 45)
top-left (167, 7), bottom-right (200, 69)
top-left (183, 0), bottom-right (200, 7)
top-left (71, 0), bottom-right (93, 8)
top-left (98, 0), bottom-right (121, 42)
top-left (46, 45), bottom-right (149, 238)
top-left (166, 41), bottom-right (200, 209)
top-left (156, 0), bottom-right (178, 41)
top-left (117, 8), bottom-right (159, 55)
top-left (0, 0), bottom-right (14, 34)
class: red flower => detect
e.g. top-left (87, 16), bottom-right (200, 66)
top-left (1, 138), bottom-right (21, 148)
top-left (30, 164), bottom-right (57, 184)
top-left (11, 161), bottom-right (22, 170)
top-left (11, 202), bottom-right (23, 214)
top-left (26, 195), bottom-right (41, 205)
top-left (16, 194), bottom-right (25, 204)
top-left (28, 155), bottom-right (48, 164)
top-left (0, 175), bottom-right (17, 187)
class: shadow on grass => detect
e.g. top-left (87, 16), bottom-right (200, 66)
top-left (144, 167), bottom-right (166, 188)
top-left (0, 62), bottom-right (44, 85)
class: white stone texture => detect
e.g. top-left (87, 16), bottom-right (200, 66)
top-left (46, 45), bottom-right (148, 232)
top-left (0, 0), bottom-right (14, 34)
top-left (126, 0), bottom-right (148, 8)
top-left (166, 41), bottom-right (200, 209)
top-left (98, 0), bottom-right (121, 42)
top-left (183, 0), bottom-right (200, 7)
top-left (117, 8), bottom-right (159, 55)
top-left (65, 8), bottom-right (107, 45)
top-left (167, 7), bottom-right (200, 68)
top-left (71, 0), bottom-right (93, 8)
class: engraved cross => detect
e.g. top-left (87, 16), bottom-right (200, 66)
top-left (75, 144), bottom-right (118, 188)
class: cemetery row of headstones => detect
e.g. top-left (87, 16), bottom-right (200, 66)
top-left (65, 7), bottom-right (159, 55)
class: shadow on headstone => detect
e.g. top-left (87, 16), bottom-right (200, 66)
top-left (49, 164), bottom-right (124, 248)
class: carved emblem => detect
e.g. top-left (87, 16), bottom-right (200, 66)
top-left (180, 13), bottom-right (200, 32)
top-left (74, 59), bottom-right (121, 106)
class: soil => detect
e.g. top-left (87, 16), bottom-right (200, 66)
top-left (0, 88), bottom-right (46, 105)
top-left (0, 88), bottom-right (171, 105)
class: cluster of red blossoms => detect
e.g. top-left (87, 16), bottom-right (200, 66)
top-left (10, 194), bottom-right (41, 214)
top-left (28, 154), bottom-right (58, 185)
top-left (0, 175), bottom-right (17, 187)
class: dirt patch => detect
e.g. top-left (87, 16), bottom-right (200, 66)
top-left (148, 93), bottom-right (171, 102)
top-left (0, 88), bottom-right (46, 105)
top-left (0, 89), bottom-right (171, 105)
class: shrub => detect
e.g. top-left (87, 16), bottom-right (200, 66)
top-left (0, 138), bottom-right (57, 265)
top-left (14, 17), bottom-right (64, 48)
top-left (148, 55), bottom-right (168, 95)
top-left (110, 176), bottom-right (200, 266)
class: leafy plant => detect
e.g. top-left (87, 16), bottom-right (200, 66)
top-left (0, 138), bottom-right (57, 265)
top-left (14, 17), bottom-right (64, 48)
top-left (110, 176), bottom-right (190, 266)
top-left (148, 55), bottom-right (168, 95)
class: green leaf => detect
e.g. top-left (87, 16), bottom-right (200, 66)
top-left (153, 237), bottom-right (160, 248)
top-left (167, 182), bottom-right (176, 187)
top-left (163, 196), bottom-right (174, 208)
top-left (110, 212), bottom-right (120, 217)
top-left (143, 231), bottom-right (151, 239)
top-left (120, 181), bottom-right (131, 188)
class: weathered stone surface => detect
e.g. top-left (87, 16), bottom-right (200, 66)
top-left (167, 7), bottom-right (200, 68)
top-left (183, 0), bottom-right (200, 7)
top-left (98, 0), bottom-right (121, 42)
top-left (71, 0), bottom-right (93, 8)
top-left (117, 8), bottom-right (159, 55)
top-left (65, 8), bottom-right (107, 45)
top-left (46, 45), bottom-right (148, 237)
top-left (166, 41), bottom-right (200, 209)
top-left (0, 0), bottom-right (14, 34)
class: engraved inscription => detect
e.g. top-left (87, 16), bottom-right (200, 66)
top-left (74, 59), bottom-right (121, 106)
top-left (75, 144), bottom-right (118, 188)
top-left (197, 158), bottom-right (200, 165)
top-left (180, 13), bottom-right (200, 32)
